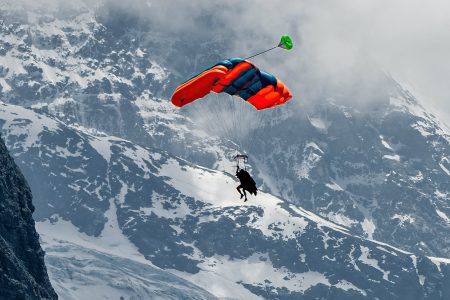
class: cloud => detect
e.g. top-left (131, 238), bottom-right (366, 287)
top-left (7, 0), bottom-right (450, 122)
top-left (131, 0), bottom-right (450, 120)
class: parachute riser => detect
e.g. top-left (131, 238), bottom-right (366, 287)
top-left (234, 154), bottom-right (248, 171)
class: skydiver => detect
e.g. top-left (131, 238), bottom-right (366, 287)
top-left (236, 166), bottom-right (257, 202)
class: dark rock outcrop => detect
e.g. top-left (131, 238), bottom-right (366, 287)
top-left (0, 136), bottom-right (57, 300)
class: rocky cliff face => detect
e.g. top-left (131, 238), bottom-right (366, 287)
top-left (0, 135), bottom-right (57, 300)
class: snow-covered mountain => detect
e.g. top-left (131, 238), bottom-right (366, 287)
top-left (2, 101), bottom-right (450, 299)
top-left (0, 0), bottom-right (233, 170)
top-left (2, 0), bottom-right (450, 298)
top-left (1, 0), bottom-right (449, 259)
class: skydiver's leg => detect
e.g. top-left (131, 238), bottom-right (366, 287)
top-left (237, 185), bottom-right (244, 199)
top-left (243, 189), bottom-right (248, 202)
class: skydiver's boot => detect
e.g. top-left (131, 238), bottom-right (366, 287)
top-left (237, 186), bottom-right (244, 199)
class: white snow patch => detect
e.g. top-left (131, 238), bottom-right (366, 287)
top-left (411, 255), bottom-right (426, 286)
top-left (150, 191), bottom-right (193, 220)
top-left (379, 135), bottom-right (394, 151)
top-left (120, 144), bottom-right (154, 177)
top-left (429, 256), bottom-right (450, 273)
top-left (375, 246), bottom-right (398, 257)
top-left (41, 238), bottom-right (214, 300)
top-left (97, 93), bottom-right (122, 103)
top-left (0, 55), bottom-right (27, 76)
top-left (0, 78), bottom-right (11, 92)
top-left (326, 181), bottom-right (344, 191)
top-left (135, 48), bottom-right (145, 57)
top-left (383, 154), bottom-right (400, 161)
top-left (36, 199), bottom-right (146, 264)
top-left (361, 219), bottom-right (376, 239)
top-left (295, 142), bottom-right (323, 179)
top-left (116, 179), bottom-right (129, 205)
top-left (393, 214), bottom-right (415, 225)
top-left (88, 136), bottom-right (113, 162)
top-left (309, 117), bottom-right (330, 133)
top-left (436, 208), bottom-right (450, 224)
top-left (0, 102), bottom-right (60, 150)
top-left (335, 280), bottom-right (367, 296)
top-left (326, 213), bottom-right (357, 228)
top-left (148, 61), bottom-right (168, 82)
top-left (412, 121), bottom-right (433, 137)
top-left (439, 157), bottom-right (450, 176)
top-left (172, 254), bottom-right (367, 299)
top-left (410, 171), bottom-right (424, 183)
top-left (434, 190), bottom-right (448, 199)
top-left (290, 206), bottom-right (350, 235)
top-left (418, 274), bottom-right (426, 286)
top-left (359, 246), bottom-right (391, 282)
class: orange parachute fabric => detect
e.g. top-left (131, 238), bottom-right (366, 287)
top-left (171, 58), bottom-right (292, 110)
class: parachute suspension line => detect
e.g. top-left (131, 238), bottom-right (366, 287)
top-left (246, 115), bottom-right (258, 153)
top-left (211, 94), bottom-right (223, 137)
top-left (222, 94), bottom-right (236, 147)
top-left (210, 93), bottom-right (239, 152)
top-left (212, 94), bottom-right (229, 142)
top-left (245, 110), bottom-right (264, 156)
top-left (226, 95), bottom-right (236, 145)
top-left (189, 94), bottom-right (235, 152)
top-left (231, 95), bottom-right (242, 147)
top-left (244, 34), bottom-right (294, 60)
top-left (229, 94), bottom-right (237, 144)
top-left (244, 101), bottom-right (256, 153)
top-left (244, 46), bottom-right (279, 60)
top-left (231, 94), bottom-right (253, 156)
top-left (232, 94), bottom-right (246, 154)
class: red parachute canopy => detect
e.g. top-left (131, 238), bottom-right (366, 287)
top-left (171, 58), bottom-right (292, 110)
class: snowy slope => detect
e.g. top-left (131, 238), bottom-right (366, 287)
top-left (39, 235), bottom-right (217, 300)
top-left (2, 102), bottom-right (450, 299)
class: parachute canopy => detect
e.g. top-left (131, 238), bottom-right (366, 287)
top-left (171, 58), bottom-right (293, 110)
top-left (278, 35), bottom-right (293, 50)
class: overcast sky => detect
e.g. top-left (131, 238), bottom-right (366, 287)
top-left (130, 0), bottom-right (450, 122)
